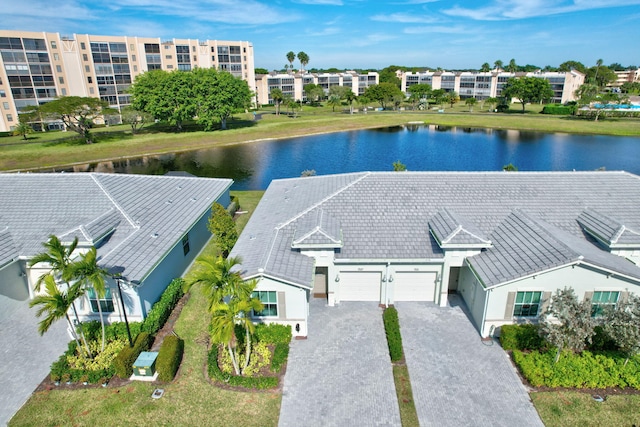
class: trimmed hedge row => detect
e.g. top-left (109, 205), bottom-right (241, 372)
top-left (513, 349), bottom-right (640, 389)
top-left (541, 104), bottom-right (576, 115)
top-left (78, 320), bottom-right (143, 343)
top-left (254, 323), bottom-right (292, 344)
top-left (383, 307), bottom-right (403, 362)
top-left (141, 278), bottom-right (184, 335)
top-left (271, 343), bottom-right (289, 373)
top-left (207, 345), bottom-right (279, 389)
top-left (113, 332), bottom-right (152, 378)
top-left (499, 324), bottom-right (545, 351)
top-left (156, 335), bottom-right (184, 382)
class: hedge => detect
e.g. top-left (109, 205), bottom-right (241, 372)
top-left (513, 349), bottom-right (640, 389)
top-left (271, 343), bottom-right (289, 373)
top-left (50, 341), bottom-right (115, 383)
top-left (383, 307), bottom-right (403, 362)
top-left (541, 104), bottom-right (576, 115)
top-left (113, 332), bottom-right (153, 378)
top-left (254, 323), bottom-right (292, 344)
top-left (156, 335), bottom-right (184, 382)
top-left (207, 345), bottom-right (279, 389)
top-left (499, 324), bottom-right (545, 351)
top-left (141, 278), bottom-right (184, 335)
top-left (78, 320), bottom-right (142, 343)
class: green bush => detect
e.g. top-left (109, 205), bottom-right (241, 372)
top-left (78, 320), bottom-right (142, 343)
top-left (156, 335), bottom-right (184, 382)
top-left (141, 278), bottom-right (184, 335)
top-left (271, 343), bottom-right (289, 372)
top-left (383, 307), bottom-right (403, 362)
top-left (513, 349), bottom-right (640, 389)
top-left (500, 324), bottom-right (545, 351)
top-left (207, 345), bottom-right (278, 389)
top-left (113, 332), bottom-right (153, 378)
top-left (541, 104), bottom-right (576, 115)
top-left (255, 323), bottom-right (292, 344)
top-left (589, 325), bottom-right (618, 352)
top-left (227, 195), bottom-right (239, 216)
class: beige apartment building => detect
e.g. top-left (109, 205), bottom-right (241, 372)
top-left (612, 69), bottom-right (640, 87)
top-left (400, 69), bottom-right (585, 104)
top-left (0, 30), bottom-right (255, 132)
top-left (255, 71), bottom-right (379, 105)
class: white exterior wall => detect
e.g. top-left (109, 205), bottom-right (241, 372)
top-left (253, 276), bottom-right (309, 337)
top-left (457, 266), bottom-right (488, 333)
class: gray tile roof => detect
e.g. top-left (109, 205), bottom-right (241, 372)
top-left (292, 210), bottom-right (342, 248)
top-left (577, 208), bottom-right (640, 247)
top-left (232, 171), bottom-right (640, 289)
top-left (429, 208), bottom-right (492, 247)
top-left (0, 226), bottom-right (19, 268)
top-left (0, 173), bottom-right (232, 283)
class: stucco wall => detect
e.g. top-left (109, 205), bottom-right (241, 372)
top-left (0, 261), bottom-right (29, 301)
top-left (253, 276), bottom-right (309, 336)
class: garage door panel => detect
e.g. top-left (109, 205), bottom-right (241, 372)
top-left (340, 272), bottom-right (381, 301)
top-left (394, 272), bottom-right (436, 302)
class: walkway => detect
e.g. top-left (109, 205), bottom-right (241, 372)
top-left (396, 297), bottom-right (544, 427)
top-left (0, 294), bottom-right (69, 426)
top-left (279, 299), bottom-right (401, 427)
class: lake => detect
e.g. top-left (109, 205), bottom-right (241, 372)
top-left (56, 125), bottom-right (640, 190)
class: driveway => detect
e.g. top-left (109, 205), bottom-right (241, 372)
top-left (279, 299), bottom-right (401, 427)
top-left (396, 296), bottom-right (544, 427)
top-left (0, 293), bottom-right (68, 426)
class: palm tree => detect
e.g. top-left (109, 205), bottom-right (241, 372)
top-left (345, 89), bottom-right (357, 114)
top-left (465, 97), bottom-right (478, 112)
top-left (494, 60), bottom-right (504, 71)
top-left (185, 255), bottom-right (245, 309)
top-left (29, 235), bottom-right (92, 357)
top-left (286, 51), bottom-right (295, 73)
top-left (68, 247), bottom-right (109, 351)
top-left (270, 88), bottom-right (284, 116)
top-left (297, 51), bottom-right (309, 72)
top-left (508, 58), bottom-right (517, 73)
top-left (13, 122), bottom-right (33, 140)
top-left (593, 58), bottom-right (604, 84)
top-left (480, 62), bottom-right (491, 72)
top-left (30, 275), bottom-right (86, 358)
top-left (327, 94), bottom-right (341, 112)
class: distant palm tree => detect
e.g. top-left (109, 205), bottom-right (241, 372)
top-left (297, 51), bottom-right (309, 72)
top-left (508, 58), bottom-right (517, 73)
top-left (69, 247), bottom-right (109, 351)
top-left (286, 51), bottom-right (295, 73)
top-left (327, 94), bottom-right (342, 112)
top-left (29, 235), bottom-right (92, 357)
top-left (481, 62), bottom-right (491, 72)
top-left (270, 88), bottom-right (284, 116)
top-left (30, 275), bottom-right (86, 357)
top-left (494, 60), bottom-right (504, 71)
top-left (345, 90), bottom-right (357, 114)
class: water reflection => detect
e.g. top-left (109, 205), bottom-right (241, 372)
top-left (40, 125), bottom-right (640, 190)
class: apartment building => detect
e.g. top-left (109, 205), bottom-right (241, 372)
top-left (0, 30), bottom-right (255, 132)
top-left (255, 71), bottom-right (379, 105)
top-left (400, 69), bottom-right (585, 104)
top-left (612, 69), bottom-right (640, 87)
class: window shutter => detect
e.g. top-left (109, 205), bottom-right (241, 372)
top-left (504, 292), bottom-right (516, 320)
top-left (540, 292), bottom-right (552, 315)
top-left (583, 291), bottom-right (593, 302)
top-left (277, 291), bottom-right (286, 320)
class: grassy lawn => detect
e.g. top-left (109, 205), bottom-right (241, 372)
top-left (393, 364), bottom-right (419, 427)
top-left (531, 391), bottom-right (640, 427)
top-left (10, 191), bottom-right (274, 427)
top-left (2, 108), bottom-right (639, 172)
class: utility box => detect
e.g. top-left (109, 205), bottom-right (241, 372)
top-left (133, 352), bottom-right (158, 377)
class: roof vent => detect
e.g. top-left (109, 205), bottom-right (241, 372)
top-left (151, 233), bottom-right (159, 238)
top-left (166, 200), bottom-right (173, 204)
top-left (190, 197), bottom-right (197, 202)
top-left (249, 235), bottom-right (256, 240)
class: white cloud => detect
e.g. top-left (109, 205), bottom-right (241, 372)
top-left (443, 0), bottom-right (640, 21)
top-left (350, 33), bottom-right (397, 47)
top-left (370, 12), bottom-right (441, 24)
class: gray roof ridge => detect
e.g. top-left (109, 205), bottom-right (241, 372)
top-left (90, 174), bottom-right (139, 230)
top-left (59, 225), bottom-right (91, 243)
top-left (513, 209), bottom-right (582, 261)
top-left (441, 207), bottom-right (491, 244)
top-left (276, 172), bottom-right (371, 230)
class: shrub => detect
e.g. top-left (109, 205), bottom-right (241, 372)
top-left (383, 307), bottom-right (403, 362)
top-left (255, 323), bottom-right (292, 344)
top-left (156, 335), bottom-right (184, 382)
top-left (207, 345), bottom-right (278, 389)
top-left (590, 325), bottom-right (618, 352)
top-left (141, 278), bottom-right (184, 335)
top-left (113, 332), bottom-right (152, 378)
top-left (271, 343), bottom-right (289, 372)
top-left (500, 324), bottom-right (545, 351)
top-left (227, 195), bottom-right (239, 216)
top-left (541, 104), bottom-right (576, 115)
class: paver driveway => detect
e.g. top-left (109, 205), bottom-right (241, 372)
top-left (0, 293), bottom-right (68, 426)
top-left (397, 296), bottom-right (544, 427)
top-left (279, 299), bottom-right (401, 427)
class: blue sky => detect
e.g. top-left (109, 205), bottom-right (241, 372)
top-left (3, 1), bottom-right (640, 71)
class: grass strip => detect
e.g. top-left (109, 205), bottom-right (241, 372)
top-left (393, 364), bottom-right (420, 427)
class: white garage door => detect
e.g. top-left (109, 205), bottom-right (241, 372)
top-left (394, 272), bottom-right (436, 301)
top-left (340, 272), bottom-right (381, 301)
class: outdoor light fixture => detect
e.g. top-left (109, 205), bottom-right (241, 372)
top-left (335, 274), bottom-right (340, 282)
top-left (382, 275), bottom-right (387, 282)
top-left (388, 274), bottom-right (394, 282)
top-left (295, 323), bottom-right (300, 333)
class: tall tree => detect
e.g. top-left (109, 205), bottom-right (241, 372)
top-left (270, 88), bottom-right (284, 116)
top-left (586, 65), bottom-right (617, 88)
top-left (208, 202), bottom-right (238, 258)
top-left (407, 83), bottom-right (432, 100)
top-left (575, 83), bottom-right (626, 121)
top-left (540, 287), bottom-right (596, 362)
top-left (184, 255), bottom-right (244, 307)
top-left (297, 51), bottom-right (309, 72)
top-left (364, 83), bottom-right (403, 109)
top-left (38, 97), bottom-right (110, 143)
top-left (193, 68), bottom-right (253, 130)
top-left (286, 51), bottom-right (296, 73)
top-left (303, 84), bottom-right (324, 104)
top-left (344, 89), bottom-right (357, 114)
top-left (480, 62), bottom-right (491, 72)
top-left (120, 106), bottom-right (152, 134)
top-left (68, 247), bottom-right (109, 352)
top-left (558, 60), bottom-right (587, 74)
top-left (502, 77), bottom-right (553, 113)
top-left (465, 97), bottom-right (477, 112)
top-left (445, 91), bottom-right (460, 108)
top-left (327, 94), bottom-right (342, 112)
top-left (507, 58), bottom-right (518, 73)
top-left (494, 60), bottom-right (504, 71)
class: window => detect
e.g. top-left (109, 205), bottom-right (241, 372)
top-left (87, 76), bottom-right (92, 83)
top-left (56, 65), bottom-right (62, 73)
top-left (6, 114), bottom-right (13, 122)
top-left (3, 102), bottom-right (9, 110)
top-left (131, 54), bottom-right (136, 62)
top-left (80, 42), bottom-right (86, 50)
top-left (58, 76), bottom-right (64, 84)
top-left (83, 54), bottom-right (88, 61)
top-left (182, 234), bottom-right (190, 255)
top-left (591, 291), bottom-right (619, 317)
top-left (61, 88), bottom-right (66, 95)
top-left (89, 87), bottom-right (95, 94)
top-left (130, 44), bottom-right (135, 51)
top-left (513, 291), bottom-right (542, 317)
top-left (85, 65), bottom-right (90, 72)
top-left (51, 41), bottom-right (57, 49)
top-left (252, 291), bottom-right (277, 316)
top-left (0, 90), bottom-right (5, 97)
top-left (87, 288), bottom-right (115, 313)
top-left (53, 53), bottom-right (59, 61)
